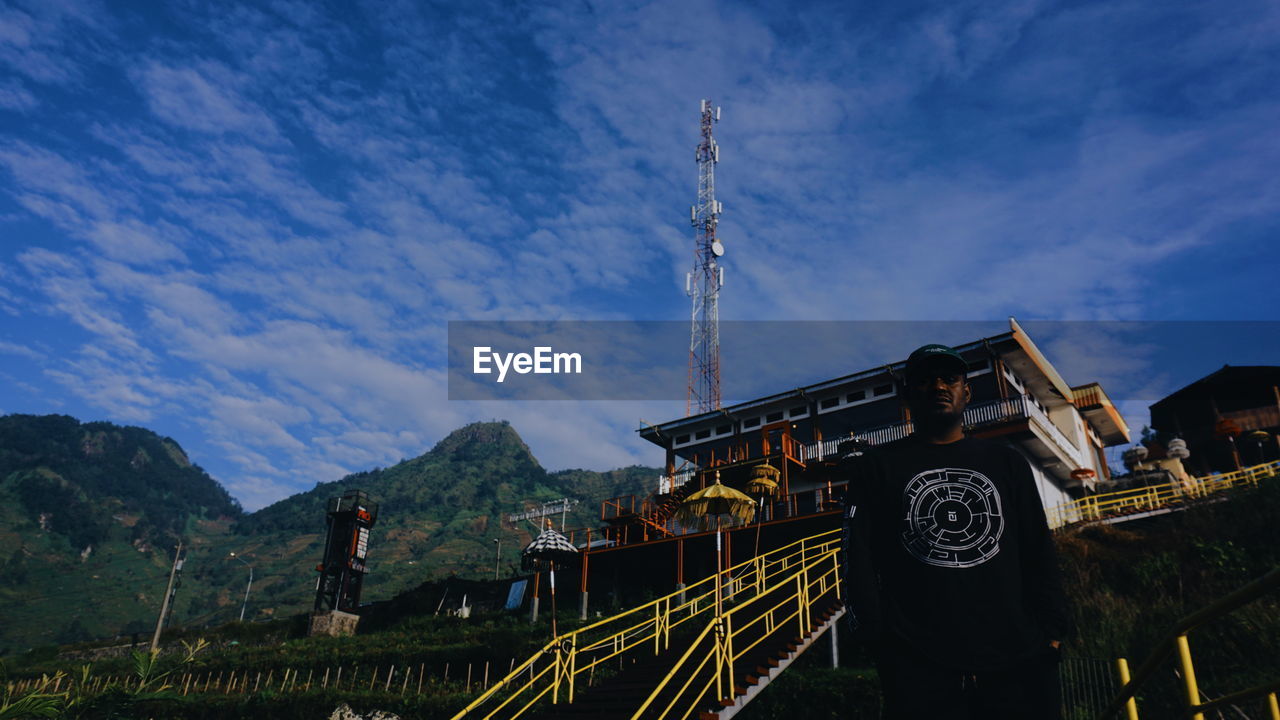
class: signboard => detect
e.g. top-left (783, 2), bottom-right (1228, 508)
top-left (507, 498), bottom-right (579, 523)
top-left (355, 527), bottom-right (369, 559)
top-left (505, 579), bottom-right (528, 610)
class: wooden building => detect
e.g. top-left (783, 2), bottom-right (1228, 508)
top-left (563, 318), bottom-right (1130, 616)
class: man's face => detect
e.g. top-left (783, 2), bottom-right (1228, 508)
top-left (906, 364), bottom-right (971, 424)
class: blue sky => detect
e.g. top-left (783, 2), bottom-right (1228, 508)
top-left (0, 0), bottom-right (1277, 510)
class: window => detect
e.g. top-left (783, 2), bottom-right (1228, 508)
top-left (966, 358), bottom-right (992, 378)
top-left (676, 434), bottom-right (690, 444)
top-left (789, 406), bottom-right (808, 418)
top-left (847, 390), bottom-right (866, 403)
top-left (743, 417), bottom-right (760, 428)
top-left (695, 429), bottom-right (711, 440)
top-left (873, 384), bottom-right (893, 396)
top-left (715, 424), bottom-right (732, 435)
top-left (766, 411), bottom-right (783, 423)
top-left (820, 397), bottom-right (839, 410)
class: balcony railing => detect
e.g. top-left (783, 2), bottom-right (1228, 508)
top-left (657, 468), bottom-right (697, 494)
top-left (1020, 394), bottom-right (1084, 466)
top-left (586, 483), bottom-right (846, 549)
top-left (801, 394), bottom-right (1082, 466)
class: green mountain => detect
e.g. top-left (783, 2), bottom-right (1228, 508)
top-left (0, 415), bottom-right (658, 654)
top-left (0, 414), bottom-right (243, 651)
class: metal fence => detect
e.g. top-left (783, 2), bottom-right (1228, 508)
top-left (1061, 655), bottom-right (1120, 720)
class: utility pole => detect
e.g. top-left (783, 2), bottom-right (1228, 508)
top-left (230, 552), bottom-right (253, 622)
top-left (150, 540), bottom-right (183, 653)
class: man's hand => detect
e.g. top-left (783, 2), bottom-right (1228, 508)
top-left (1049, 640), bottom-right (1061, 650)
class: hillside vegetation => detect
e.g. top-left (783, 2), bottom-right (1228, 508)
top-left (0, 414), bottom-right (657, 654)
top-left (4, 452), bottom-right (1276, 718)
top-left (0, 415), bottom-right (242, 652)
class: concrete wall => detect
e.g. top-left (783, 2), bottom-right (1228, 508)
top-left (1011, 443), bottom-right (1073, 511)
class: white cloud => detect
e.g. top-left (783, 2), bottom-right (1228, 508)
top-left (0, 340), bottom-right (43, 359)
top-left (87, 220), bottom-right (188, 265)
top-left (0, 78), bottom-right (36, 110)
top-left (134, 61), bottom-right (281, 139)
top-left (3, 0), bottom-right (1277, 512)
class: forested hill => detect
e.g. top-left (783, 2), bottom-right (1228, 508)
top-left (226, 420), bottom-right (656, 592)
top-left (236, 421), bottom-right (551, 537)
top-left (0, 414), bottom-right (241, 552)
top-left (0, 415), bottom-right (658, 653)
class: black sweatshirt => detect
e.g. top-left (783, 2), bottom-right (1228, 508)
top-left (841, 435), bottom-right (1072, 671)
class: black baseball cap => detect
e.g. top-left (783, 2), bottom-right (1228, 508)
top-left (905, 344), bottom-right (968, 378)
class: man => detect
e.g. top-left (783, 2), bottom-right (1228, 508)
top-left (841, 344), bottom-right (1070, 719)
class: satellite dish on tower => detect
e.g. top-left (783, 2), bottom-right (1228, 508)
top-left (711, 240), bottom-right (724, 257)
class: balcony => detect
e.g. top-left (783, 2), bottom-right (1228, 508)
top-left (651, 395), bottom-right (1086, 501)
top-left (803, 394), bottom-right (1084, 468)
top-left (657, 468), bottom-right (697, 493)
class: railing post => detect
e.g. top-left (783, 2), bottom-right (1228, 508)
top-left (796, 573), bottom-right (807, 637)
top-left (1175, 634), bottom-right (1205, 720)
top-left (567, 634), bottom-right (577, 703)
top-left (551, 645), bottom-right (560, 704)
top-left (663, 596), bottom-right (671, 650)
top-left (723, 613), bottom-right (735, 701)
top-left (1267, 691), bottom-right (1278, 720)
top-left (714, 616), bottom-right (725, 701)
top-left (654, 602), bottom-right (661, 656)
top-left (832, 550), bottom-right (842, 601)
top-left (1115, 657), bottom-right (1140, 720)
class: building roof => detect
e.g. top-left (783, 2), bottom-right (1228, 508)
top-left (1070, 382), bottom-right (1130, 444)
top-left (638, 330), bottom-right (1014, 443)
top-left (1150, 365), bottom-right (1280, 412)
top-left (639, 317), bottom-right (1128, 447)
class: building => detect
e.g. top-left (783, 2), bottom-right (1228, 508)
top-left (1149, 365), bottom-right (1280, 474)
top-left (634, 317), bottom-right (1127, 519)
top-left (565, 319), bottom-right (1130, 614)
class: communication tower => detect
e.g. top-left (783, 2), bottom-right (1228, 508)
top-left (687, 99), bottom-right (725, 416)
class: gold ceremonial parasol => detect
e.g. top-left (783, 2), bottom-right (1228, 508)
top-left (675, 472), bottom-right (755, 616)
top-left (674, 473), bottom-right (756, 530)
top-left (744, 463), bottom-right (781, 556)
top-left (745, 463), bottom-right (780, 499)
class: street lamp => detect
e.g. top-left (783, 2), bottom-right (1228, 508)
top-left (229, 552), bottom-right (254, 622)
top-left (493, 538), bottom-right (502, 580)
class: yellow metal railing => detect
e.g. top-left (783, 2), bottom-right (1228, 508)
top-left (1099, 567), bottom-right (1280, 720)
top-left (1047, 459), bottom-right (1280, 529)
top-left (449, 529), bottom-right (842, 720)
top-left (631, 539), bottom-right (841, 720)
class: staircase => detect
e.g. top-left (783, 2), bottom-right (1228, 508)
top-left (606, 481), bottom-right (696, 540)
top-left (640, 482), bottom-right (696, 536)
top-left (450, 530), bottom-right (844, 720)
top-left (712, 604), bottom-right (845, 720)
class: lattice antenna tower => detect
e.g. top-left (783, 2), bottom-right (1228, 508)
top-left (686, 99), bottom-right (725, 416)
